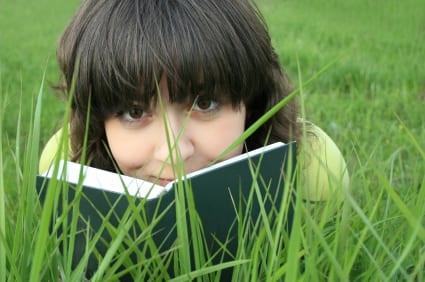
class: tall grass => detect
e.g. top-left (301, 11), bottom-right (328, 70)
top-left (1, 0), bottom-right (424, 280)
top-left (15, 70), bottom-right (298, 280)
top-left (0, 77), bottom-right (6, 282)
top-left (2, 62), bottom-right (424, 280)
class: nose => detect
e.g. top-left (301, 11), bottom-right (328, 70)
top-left (154, 113), bottom-right (194, 164)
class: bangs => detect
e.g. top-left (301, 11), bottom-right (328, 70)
top-left (66, 0), bottom-right (273, 118)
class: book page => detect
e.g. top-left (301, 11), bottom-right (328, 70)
top-left (43, 161), bottom-right (167, 199)
top-left (184, 142), bottom-right (285, 179)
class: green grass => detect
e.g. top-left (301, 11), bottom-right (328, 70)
top-left (1, 0), bottom-right (424, 280)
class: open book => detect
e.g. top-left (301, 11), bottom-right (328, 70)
top-left (36, 141), bottom-right (297, 277)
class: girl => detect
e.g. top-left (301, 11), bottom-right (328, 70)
top-left (40, 0), bottom-right (349, 201)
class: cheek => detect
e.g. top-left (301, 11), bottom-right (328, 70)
top-left (206, 121), bottom-right (242, 149)
top-left (194, 107), bottom-right (246, 160)
top-left (104, 121), bottom-right (152, 174)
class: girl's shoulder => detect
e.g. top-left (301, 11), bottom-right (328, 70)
top-left (39, 128), bottom-right (69, 174)
top-left (298, 121), bottom-right (350, 201)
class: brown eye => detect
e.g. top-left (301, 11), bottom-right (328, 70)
top-left (122, 108), bottom-right (147, 121)
top-left (129, 108), bottom-right (145, 118)
top-left (193, 98), bottom-right (218, 112)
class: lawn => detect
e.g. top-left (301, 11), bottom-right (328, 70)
top-left (1, 0), bottom-right (424, 280)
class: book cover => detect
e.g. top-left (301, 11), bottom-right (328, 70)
top-left (36, 141), bottom-right (297, 278)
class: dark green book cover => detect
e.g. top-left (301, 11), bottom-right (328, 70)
top-left (36, 141), bottom-right (296, 278)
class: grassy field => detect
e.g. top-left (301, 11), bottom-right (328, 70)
top-left (1, 0), bottom-right (424, 280)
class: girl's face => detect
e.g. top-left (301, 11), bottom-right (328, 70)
top-left (104, 76), bottom-right (246, 185)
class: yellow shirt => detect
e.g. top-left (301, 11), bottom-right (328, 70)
top-left (39, 123), bottom-right (349, 201)
top-left (298, 124), bottom-right (350, 201)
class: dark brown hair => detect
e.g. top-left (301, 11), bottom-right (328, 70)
top-left (56, 0), bottom-right (300, 171)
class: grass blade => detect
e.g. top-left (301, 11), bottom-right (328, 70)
top-left (27, 70), bottom-right (47, 282)
top-left (0, 73), bottom-right (6, 282)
